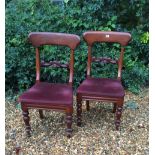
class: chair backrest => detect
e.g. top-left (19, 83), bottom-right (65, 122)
top-left (83, 31), bottom-right (131, 80)
top-left (28, 32), bottom-right (80, 86)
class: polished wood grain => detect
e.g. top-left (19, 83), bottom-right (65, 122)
top-left (28, 32), bottom-right (80, 49)
top-left (83, 31), bottom-right (131, 46)
top-left (36, 48), bottom-right (40, 83)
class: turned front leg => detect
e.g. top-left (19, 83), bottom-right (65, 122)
top-left (66, 112), bottom-right (72, 138)
top-left (22, 107), bottom-right (31, 136)
top-left (115, 105), bottom-right (123, 130)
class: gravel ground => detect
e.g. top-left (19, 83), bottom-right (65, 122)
top-left (5, 89), bottom-right (149, 155)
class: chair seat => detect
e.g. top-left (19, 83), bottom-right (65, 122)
top-left (18, 82), bottom-right (73, 106)
top-left (77, 78), bottom-right (125, 98)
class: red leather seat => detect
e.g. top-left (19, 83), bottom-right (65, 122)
top-left (77, 78), bottom-right (124, 98)
top-left (19, 82), bottom-right (73, 106)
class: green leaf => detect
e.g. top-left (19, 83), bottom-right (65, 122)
top-left (64, 0), bottom-right (69, 4)
top-left (111, 24), bottom-right (116, 28)
top-left (124, 101), bottom-right (139, 110)
top-left (16, 103), bottom-right (22, 110)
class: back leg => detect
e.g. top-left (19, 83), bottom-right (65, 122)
top-left (39, 110), bottom-right (44, 119)
top-left (86, 100), bottom-right (90, 111)
top-left (112, 103), bottom-right (116, 113)
top-left (77, 95), bottom-right (82, 126)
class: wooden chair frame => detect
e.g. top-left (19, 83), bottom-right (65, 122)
top-left (76, 31), bottom-right (131, 130)
top-left (18, 32), bottom-right (80, 137)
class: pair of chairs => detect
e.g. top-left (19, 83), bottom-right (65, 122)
top-left (18, 31), bottom-right (131, 138)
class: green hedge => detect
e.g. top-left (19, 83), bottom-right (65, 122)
top-left (6, 0), bottom-right (149, 93)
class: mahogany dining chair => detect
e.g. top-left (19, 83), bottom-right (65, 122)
top-left (76, 31), bottom-right (131, 130)
top-left (18, 32), bottom-right (80, 138)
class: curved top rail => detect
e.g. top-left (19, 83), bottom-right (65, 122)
top-left (83, 31), bottom-right (131, 46)
top-left (28, 32), bottom-right (80, 49)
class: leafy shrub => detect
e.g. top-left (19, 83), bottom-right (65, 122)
top-left (6, 0), bottom-right (149, 94)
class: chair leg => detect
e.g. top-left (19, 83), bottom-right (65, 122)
top-left (66, 111), bottom-right (72, 138)
top-left (115, 104), bottom-right (123, 130)
top-left (22, 107), bottom-right (31, 137)
top-left (112, 103), bottom-right (116, 113)
top-left (77, 95), bottom-right (82, 126)
top-left (86, 100), bottom-right (90, 111)
top-left (39, 109), bottom-right (44, 119)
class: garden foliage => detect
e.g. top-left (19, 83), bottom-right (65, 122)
top-left (6, 0), bottom-right (149, 93)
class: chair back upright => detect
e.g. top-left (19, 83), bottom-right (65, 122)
top-left (28, 32), bottom-right (80, 86)
top-left (83, 31), bottom-right (131, 80)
